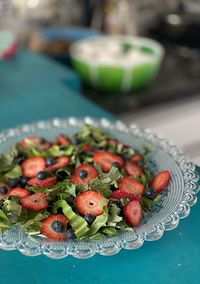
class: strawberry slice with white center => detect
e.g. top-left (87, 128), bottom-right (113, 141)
top-left (151, 170), bottom-right (171, 193)
top-left (20, 192), bottom-right (49, 211)
top-left (42, 214), bottom-right (68, 241)
top-left (28, 176), bottom-right (57, 187)
top-left (9, 187), bottom-right (31, 198)
top-left (123, 200), bottom-right (143, 227)
top-left (46, 156), bottom-right (70, 171)
top-left (71, 164), bottom-right (98, 185)
top-left (125, 161), bottom-right (143, 177)
top-left (75, 190), bottom-right (108, 216)
top-left (93, 151), bottom-right (124, 172)
top-left (118, 176), bottom-right (144, 195)
top-left (21, 157), bottom-right (46, 178)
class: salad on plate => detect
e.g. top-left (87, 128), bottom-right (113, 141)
top-left (0, 125), bottom-right (171, 241)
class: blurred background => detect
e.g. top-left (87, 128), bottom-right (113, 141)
top-left (0, 0), bottom-right (200, 164)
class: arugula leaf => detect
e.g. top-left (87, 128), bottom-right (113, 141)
top-left (0, 146), bottom-right (18, 174)
top-left (53, 200), bottom-right (89, 237)
top-left (107, 204), bottom-right (122, 226)
top-left (4, 165), bottom-right (22, 179)
top-left (3, 199), bottom-right (22, 217)
top-left (0, 209), bottom-right (9, 222)
top-left (102, 227), bottom-right (117, 235)
top-left (87, 208), bottom-right (108, 236)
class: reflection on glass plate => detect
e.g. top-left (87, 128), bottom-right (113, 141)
top-left (0, 117), bottom-right (199, 259)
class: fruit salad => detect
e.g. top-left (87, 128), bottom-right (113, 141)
top-left (0, 125), bottom-right (171, 241)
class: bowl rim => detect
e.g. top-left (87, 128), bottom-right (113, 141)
top-left (69, 35), bottom-right (164, 68)
top-left (0, 117), bottom-right (199, 259)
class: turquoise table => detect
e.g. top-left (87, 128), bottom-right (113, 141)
top-left (0, 51), bottom-right (200, 284)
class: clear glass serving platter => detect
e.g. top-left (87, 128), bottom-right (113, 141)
top-left (0, 117), bottom-right (199, 259)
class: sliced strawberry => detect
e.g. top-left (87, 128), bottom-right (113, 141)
top-left (20, 192), bottom-right (49, 211)
top-left (21, 157), bottom-right (46, 178)
top-left (93, 151), bottom-right (124, 172)
top-left (110, 190), bottom-right (142, 202)
top-left (131, 154), bottom-right (143, 164)
top-left (21, 136), bottom-right (50, 150)
top-left (46, 156), bottom-right (70, 171)
top-left (28, 176), bottom-right (57, 187)
top-left (123, 200), bottom-right (143, 227)
top-left (75, 190), bottom-right (108, 216)
top-left (56, 134), bottom-right (71, 146)
top-left (108, 139), bottom-right (118, 146)
top-left (151, 170), bottom-right (171, 193)
top-left (125, 161), bottom-right (143, 177)
top-left (83, 144), bottom-right (92, 152)
top-left (118, 176), bottom-right (144, 195)
top-left (71, 164), bottom-right (98, 185)
top-left (42, 214), bottom-right (68, 241)
top-left (9, 187), bottom-right (31, 198)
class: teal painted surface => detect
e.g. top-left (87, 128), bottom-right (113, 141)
top-left (0, 51), bottom-right (199, 284)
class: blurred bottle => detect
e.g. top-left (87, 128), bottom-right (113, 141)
top-left (102, 0), bottom-right (137, 35)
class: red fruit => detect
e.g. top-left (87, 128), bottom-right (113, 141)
top-left (9, 187), bottom-right (31, 198)
top-left (83, 144), bottom-right (92, 152)
top-left (21, 157), bottom-right (46, 178)
top-left (42, 214), bottom-right (68, 241)
top-left (75, 190), bottom-right (108, 216)
top-left (123, 200), bottom-right (143, 227)
top-left (108, 139), bottom-right (118, 146)
top-left (56, 134), bottom-right (71, 146)
top-left (151, 170), bottom-right (171, 193)
top-left (131, 154), bottom-right (143, 164)
top-left (28, 176), bottom-right (57, 187)
top-left (93, 151), bottom-right (124, 172)
top-left (118, 176), bottom-right (144, 195)
top-left (125, 161), bottom-right (143, 177)
top-left (20, 192), bottom-right (49, 211)
top-left (71, 164), bottom-right (98, 185)
top-left (21, 136), bottom-right (50, 150)
top-left (46, 156), bottom-right (70, 171)
top-left (110, 190), bottom-right (142, 202)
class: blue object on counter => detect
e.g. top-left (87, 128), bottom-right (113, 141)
top-left (40, 26), bottom-right (100, 42)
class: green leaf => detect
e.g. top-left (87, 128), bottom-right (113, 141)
top-left (87, 208), bottom-right (108, 236)
top-left (0, 146), bottom-right (18, 173)
top-left (47, 145), bottom-right (61, 157)
top-left (53, 200), bottom-right (89, 237)
top-left (4, 199), bottom-right (22, 217)
top-left (107, 204), bottom-right (122, 225)
top-left (0, 222), bottom-right (10, 231)
top-left (0, 209), bottom-right (9, 222)
top-left (88, 232), bottom-right (105, 240)
top-left (5, 165), bottom-right (22, 179)
top-left (102, 227), bottom-right (117, 235)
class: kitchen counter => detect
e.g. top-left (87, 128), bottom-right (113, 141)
top-left (0, 50), bottom-right (200, 284)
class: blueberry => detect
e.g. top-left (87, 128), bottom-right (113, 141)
top-left (72, 138), bottom-right (80, 145)
top-left (8, 178), bottom-right (19, 188)
top-left (112, 162), bottom-right (120, 168)
top-left (0, 186), bottom-right (9, 194)
top-left (37, 171), bottom-right (47, 180)
top-left (66, 229), bottom-right (76, 240)
top-left (66, 196), bottom-right (75, 206)
top-left (46, 157), bottom-right (56, 166)
top-left (144, 188), bottom-right (157, 200)
top-left (40, 137), bottom-right (46, 144)
top-left (51, 221), bottom-right (65, 233)
top-left (0, 200), bottom-right (4, 209)
top-left (84, 214), bottom-right (95, 225)
top-left (78, 170), bottom-right (88, 179)
top-left (19, 176), bottom-right (29, 188)
top-left (56, 170), bottom-right (68, 181)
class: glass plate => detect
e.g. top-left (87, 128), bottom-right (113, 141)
top-left (0, 117), bottom-right (199, 259)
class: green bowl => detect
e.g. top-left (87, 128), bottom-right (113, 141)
top-left (70, 35), bottom-right (164, 92)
